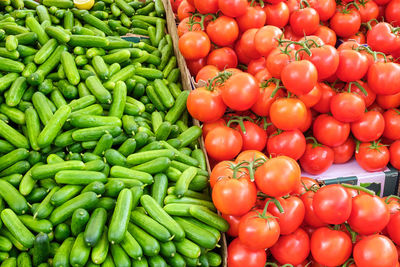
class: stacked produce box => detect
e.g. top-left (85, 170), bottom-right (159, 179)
top-left (0, 0), bottom-right (227, 266)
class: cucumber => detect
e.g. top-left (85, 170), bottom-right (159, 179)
top-left (131, 157), bottom-right (170, 174)
top-left (32, 160), bottom-right (85, 180)
top-left (174, 217), bottom-right (218, 249)
top-left (0, 148), bottom-right (29, 172)
top-left (1, 257), bottom-right (16, 267)
top-left (84, 159), bottom-right (106, 172)
top-left (71, 208), bottom-right (90, 237)
top-left (0, 180), bottom-right (28, 215)
top-left (32, 233), bottom-right (50, 266)
top-left (54, 223), bottom-right (70, 242)
top-left (120, 231), bottom-right (142, 260)
top-left (72, 126), bottom-right (122, 142)
top-left (37, 105), bottom-right (71, 148)
top-left (110, 244), bottom-right (130, 267)
top-left (81, 181), bottom-right (106, 194)
top-left (91, 227), bottom-right (108, 265)
top-left (61, 51), bottom-right (80, 85)
top-left (164, 91), bottom-right (189, 124)
top-left (54, 237), bottom-right (75, 267)
top-left (127, 223), bottom-right (160, 257)
top-left (104, 180), bottom-right (124, 198)
top-left (130, 210), bottom-right (172, 242)
top-left (102, 50), bottom-right (130, 64)
top-left (164, 196), bottom-right (216, 211)
top-left (0, 236), bottom-right (12, 252)
top-left (85, 75), bottom-right (112, 104)
top-left (189, 205), bottom-right (229, 232)
top-left (118, 138), bottom-right (136, 157)
top-left (92, 55), bottom-right (109, 81)
top-left (109, 81), bottom-right (126, 119)
top-left (207, 252), bottom-right (222, 267)
top-left (34, 186), bottom-right (59, 219)
top-left (151, 173), bottom-right (168, 207)
top-left (17, 215), bottom-right (52, 233)
top-left (25, 16), bottom-right (48, 45)
top-left (183, 218), bottom-right (221, 242)
top-left (42, 0), bottom-right (73, 8)
top-left (1, 209), bottom-right (34, 248)
top-left (159, 241), bottom-right (176, 258)
top-left (55, 170), bottom-right (107, 185)
top-left (68, 35), bottom-right (109, 48)
top-left (174, 238), bottom-right (201, 259)
top-left (101, 253), bottom-right (115, 267)
top-left (84, 208), bottom-right (107, 247)
top-left (163, 204), bottom-right (193, 217)
top-left (108, 188), bottom-right (132, 244)
top-left (0, 73), bottom-right (19, 93)
top-left (51, 185), bottom-right (83, 206)
top-left (110, 166), bottom-right (153, 185)
top-left (115, 0), bottom-right (134, 16)
top-left (175, 167), bottom-right (197, 198)
top-left (132, 258), bottom-right (148, 267)
top-left (81, 12), bottom-right (112, 36)
top-left (166, 253), bottom-right (186, 267)
top-left (0, 56), bottom-right (24, 73)
top-left (17, 252), bottom-right (32, 267)
top-left (70, 233), bottom-right (91, 267)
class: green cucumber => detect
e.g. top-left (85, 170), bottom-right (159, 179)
top-left (108, 188), bottom-right (132, 244)
top-left (127, 223), bottom-right (160, 257)
top-left (109, 81), bottom-right (126, 119)
top-left (0, 180), bottom-right (28, 215)
top-left (70, 233), bottom-right (91, 267)
top-left (51, 184), bottom-right (83, 206)
top-left (85, 75), bottom-right (112, 104)
top-left (32, 232), bottom-right (50, 266)
top-left (61, 51), bottom-right (80, 85)
top-left (54, 223), bottom-right (70, 243)
top-left (91, 227), bottom-right (108, 265)
top-left (174, 238), bottom-right (201, 259)
top-left (18, 215), bottom-right (52, 233)
top-left (55, 170), bottom-right (107, 185)
top-left (1, 209), bottom-right (34, 248)
top-left (93, 133), bottom-right (113, 156)
top-left (110, 166), bottom-right (153, 185)
top-left (71, 208), bottom-right (90, 236)
top-left (17, 252), bottom-right (32, 267)
top-left (92, 55), bottom-right (109, 81)
top-left (131, 157), bottom-right (170, 174)
top-left (164, 196), bottom-right (216, 211)
top-left (68, 35), bottom-right (109, 48)
top-left (189, 205), bottom-right (229, 232)
top-left (84, 208), bottom-right (107, 247)
top-left (32, 160), bottom-right (85, 180)
top-left (175, 167), bottom-right (197, 198)
top-left (151, 173), bottom-right (168, 207)
top-left (37, 105), bottom-right (71, 148)
top-left (130, 209), bottom-right (172, 242)
top-left (120, 231), bottom-right (142, 260)
top-left (72, 126), bottom-right (122, 142)
top-left (81, 181), bottom-right (106, 194)
top-left (34, 186), bottom-right (59, 219)
top-left (174, 217), bottom-right (218, 249)
top-left (110, 244), bottom-right (130, 267)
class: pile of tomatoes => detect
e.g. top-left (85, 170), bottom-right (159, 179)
top-left (213, 150), bottom-right (400, 267)
top-left (173, 0), bottom-right (400, 174)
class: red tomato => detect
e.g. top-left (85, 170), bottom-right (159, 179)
top-left (351, 111), bottom-right (385, 142)
top-left (202, 119), bottom-right (226, 139)
top-left (238, 29), bottom-right (262, 60)
top-left (311, 227), bottom-right (352, 266)
top-left (343, 31), bottom-right (366, 44)
top-left (264, 2), bottom-right (290, 28)
top-left (254, 26), bottom-right (283, 58)
top-left (247, 57), bottom-right (266, 76)
top-left (236, 121), bottom-right (267, 151)
top-left (368, 62), bottom-right (400, 95)
top-left (377, 92), bottom-right (400, 110)
top-left (300, 142), bottom-right (334, 175)
top-left (313, 184), bottom-right (352, 224)
top-left (205, 126), bottom-right (242, 161)
top-left (270, 98), bottom-right (307, 131)
top-left (330, 92), bottom-right (366, 123)
top-left (194, 0), bottom-right (218, 14)
top-left (309, 0), bottom-right (336, 21)
top-left (383, 109), bottom-right (400, 140)
top-left (238, 209), bottom-right (280, 249)
top-left (354, 235), bottom-right (398, 267)
top-left (330, 8), bottom-right (361, 38)
top-left (266, 47), bottom-right (296, 79)
top-left (179, 31), bottom-right (210, 60)
top-left (177, 1), bottom-right (195, 21)
top-left (221, 73), bottom-right (259, 111)
top-left (237, 6), bottom-right (266, 32)
top-left (390, 140), bottom-right (400, 170)
top-left (301, 191), bottom-right (326, 227)
top-left (312, 83), bottom-right (336, 113)
top-left (281, 60), bottom-right (318, 96)
top-left (267, 196), bottom-right (305, 235)
top-left (355, 141), bottom-right (390, 172)
top-left (332, 137), bottom-right (355, 164)
top-left (283, 25), bottom-right (302, 41)
top-left (388, 212), bottom-right (400, 246)
top-left (177, 17), bottom-right (202, 37)
top-left (349, 80), bottom-right (376, 107)
top-left (170, 0), bottom-right (184, 12)
top-left (227, 238), bottom-right (267, 267)
top-left (314, 25), bottom-right (337, 46)
top-left (206, 16), bottom-right (239, 47)
top-left (293, 176), bottom-right (320, 196)
top-left (289, 7), bottom-right (320, 36)
top-left (271, 228), bottom-right (310, 265)
top-left (222, 214), bottom-right (242, 237)
top-left (218, 0), bottom-right (248, 17)
top-left (367, 22), bottom-right (400, 54)
top-left (195, 65), bottom-right (219, 83)
top-left (335, 49), bottom-right (369, 82)
top-left (386, 0), bottom-right (400, 27)
top-left (210, 160), bottom-right (236, 188)
top-left (298, 84), bottom-right (322, 108)
top-left (186, 57), bottom-right (206, 76)
top-left (267, 129), bottom-right (306, 160)
top-left (298, 108), bottom-right (313, 133)
top-left (302, 45), bottom-right (339, 80)
top-left (313, 114), bottom-right (350, 147)
top-left (254, 68), bottom-right (272, 83)
top-left (251, 83), bottom-right (283, 117)
top-left (358, 0), bottom-right (379, 22)
top-left (348, 194), bottom-right (390, 235)
top-left (207, 47), bottom-right (238, 70)
top-left (187, 87), bottom-right (226, 122)
top-left (255, 156), bottom-right (301, 197)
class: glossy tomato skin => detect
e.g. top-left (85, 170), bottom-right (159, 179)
top-left (264, 2), bottom-right (290, 28)
top-left (314, 25), bottom-right (337, 46)
top-left (309, 0), bottom-right (336, 21)
top-left (206, 47), bottom-right (238, 70)
top-left (179, 31), bottom-right (210, 60)
top-left (330, 8), bottom-right (361, 38)
top-left (336, 50), bottom-right (369, 82)
top-left (376, 92), bottom-right (400, 110)
top-left (289, 7), bottom-right (320, 36)
top-left (237, 6), bottom-right (266, 32)
top-left (235, 150), bottom-right (268, 164)
top-left (221, 73), bottom-right (259, 111)
top-left (209, 160), bottom-right (236, 188)
top-left (238, 29), bottom-right (261, 60)
top-left (368, 62), bottom-right (400, 95)
top-left (267, 196), bottom-right (305, 235)
top-left (194, 0), bottom-right (218, 14)
top-left (271, 228), bottom-right (310, 265)
top-left (281, 60), bottom-right (318, 96)
top-left (255, 156), bottom-right (301, 197)
top-left (298, 84), bottom-right (322, 108)
top-left (267, 129), bottom-right (306, 160)
top-left (247, 57), bottom-right (266, 76)
top-left (367, 22), bottom-right (400, 54)
top-left (212, 176), bottom-right (257, 216)
top-left (302, 45), bottom-right (339, 80)
top-left (300, 143), bottom-right (334, 175)
top-left (383, 109), bottom-right (400, 140)
top-left (293, 177), bottom-right (320, 196)
top-left (254, 26), bottom-right (283, 58)
top-left (313, 184), bottom-right (352, 224)
top-left (358, 0), bottom-right (379, 22)
top-left (270, 98), bottom-right (307, 131)
top-left (349, 80), bottom-right (376, 107)
top-left (313, 114), bottom-right (350, 147)
top-left (205, 126), bottom-right (242, 161)
top-left (332, 137), bottom-right (355, 164)
top-left (266, 47), bottom-right (296, 79)
top-left (218, 0), bottom-right (248, 17)
top-left (238, 209), bottom-right (280, 250)
top-left (236, 121), bottom-right (267, 151)
top-left (195, 65), bottom-right (219, 83)
top-left (187, 87), bottom-right (226, 122)
top-left (177, 17), bottom-right (202, 37)
top-left (351, 111), bottom-right (385, 142)
top-left (390, 140), bottom-right (400, 170)
top-left (206, 16), bottom-right (239, 47)
top-left (312, 83), bottom-right (336, 113)
top-left (186, 57), bottom-right (206, 76)
top-left (348, 194), bottom-right (390, 235)
top-left (311, 227), bottom-right (352, 266)
top-left (330, 92), bottom-right (366, 123)
top-left (388, 212), bottom-right (400, 246)
top-left (227, 238), bottom-right (267, 267)
top-left (222, 214), bottom-right (241, 237)
top-left (301, 191), bottom-right (326, 227)
top-left (386, 0), bottom-right (400, 27)
top-left (177, 0), bottom-right (195, 21)
top-left (353, 235), bottom-right (398, 267)
top-left (355, 142), bottom-right (390, 172)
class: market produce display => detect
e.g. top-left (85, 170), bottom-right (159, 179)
top-left (0, 0), bottom-right (227, 266)
top-left (174, 0), bottom-right (400, 174)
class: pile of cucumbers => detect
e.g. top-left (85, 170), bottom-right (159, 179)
top-left (0, 0), bottom-right (228, 266)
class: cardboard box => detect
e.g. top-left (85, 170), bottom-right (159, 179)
top-left (303, 160), bottom-right (399, 197)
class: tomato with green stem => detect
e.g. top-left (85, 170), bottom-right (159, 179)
top-left (309, 0), bottom-right (336, 21)
top-left (313, 114), bottom-right (350, 147)
top-left (251, 81), bottom-right (284, 117)
top-left (390, 140), bottom-right (400, 170)
top-left (207, 47), bottom-right (238, 70)
top-left (302, 45), bottom-right (339, 80)
top-left (335, 49), bottom-right (369, 82)
top-left (206, 16), bottom-right (239, 47)
top-left (293, 176), bottom-right (320, 196)
top-left (254, 26), bottom-right (284, 58)
top-left (187, 86), bottom-right (226, 123)
top-left (234, 120), bottom-right (268, 152)
top-left (355, 141), bottom-right (390, 172)
top-left (177, 16), bottom-right (202, 37)
top-left (368, 62), bottom-right (400, 95)
top-left (267, 129), bottom-right (306, 160)
top-left (330, 91), bottom-right (366, 123)
top-left (300, 138), bottom-right (334, 175)
top-left (354, 235), bottom-right (398, 267)
top-left (205, 126), bottom-right (243, 161)
top-left (227, 238), bottom-right (267, 267)
top-left (210, 160), bottom-right (245, 188)
top-left (177, 0), bottom-right (195, 21)
top-left (237, 5), bottom-right (266, 32)
top-left (330, 6), bottom-right (361, 38)
top-left (289, 6), bottom-right (320, 36)
top-left (179, 31), bottom-right (210, 60)
top-left (235, 150), bottom-right (268, 163)
top-left (218, 0), bottom-right (248, 17)
top-left (349, 80), bottom-right (376, 107)
top-left (367, 22), bottom-right (400, 54)
top-left (281, 60), bottom-right (318, 96)
top-left (270, 98), bottom-right (308, 131)
top-left (332, 137), bottom-right (355, 164)
top-left (264, 2), bottom-right (290, 28)
top-left (357, 0), bottom-right (379, 22)
top-left (266, 47), bottom-right (296, 79)
top-left (351, 111), bottom-right (385, 142)
top-left (271, 228), bottom-right (310, 265)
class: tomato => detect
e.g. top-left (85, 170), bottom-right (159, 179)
top-left (221, 72), bottom-right (259, 111)
top-left (314, 25), bottom-right (337, 46)
top-left (300, 142), bottom-right (334, 175)
top-left (312, 83), bottom-right (336, 113)
top-left (299, 108), bottom-right (313, 133)
top-left (267, 130), bottom-right (306, 160)
top-left (227, 238), bottom-right (267, 267)
top-left (301, 191), bottom-right (326, 227)
top-left (286, 0), bottom-right (300, 12)
top-left (302, 45), bottom-right (339, 80)
top-left (266, 47), bottom-right (296, 79)
top-left (238, 209), bottom-right (280, 249)
top-left (222, 214), bottom-right (242, 237)
top-left (202, 119), bottom-right (226, 139)
top-left (218, 0), bottom-right (248, 17)
top-left (383, 109), bottom-right (400, 140)
top-left (270, 98), bottom-right (307, 131)
top-left (289, 7), bottom-right (320, 36)
top-left (390, 140), bottom-right (400, 169)
top-left (309, 0), bottom-right (336, 21)
top-left (386, 0), bottom-right (400, 27)
top-left (311, 227), bottom-right (352, 266)
top-left (337, 40), bottom-right (360, 51)
top-left (313, 114), bottom-right (350, 147)
top-left (267, 196), bottom-right (305, 235)
top-left (271, 228), bottom-right (310, 265)
top-left (313, 184), bottom-right (352, 224)
top-left (335, 49), bottom-right (369, 82)
top-left (170, 0), bottom-right (184, 12)
top-left (195, 65), bottom-right (219, 83)
top-left (251, 85), bottom-right (282, 117)
top-left (330, 92), bottom-right (366, 123)
top-left (283, 25), bottom-right (302, 41)
top-left (351, 111), bottom-right (385, 142)
top-left (235, 41), bottom-right (251, 65)
top-left (254, 26), bottom-right (283, 58)
top-left (368, 62), bottom-right (400, 95)
top-left (349, 80), bottom-right (376, 107)
top-left (210, 160), bottom-right (236, 188)
top-left (207, 47), bottom-right (238, 70)
top-left (206, 16), bottom-right (239, 47)
top-left (237, 6), bottom-right (266, 32)
top-left (358, 0), bottom-right (379, 22)
top-left (388, 212), bottom-right (400, 246)
top-left (179, 31), bottom-right (210, 60)
top-left (355, 141), bottom-right (390, 172)
top-left (236, 150), bottom-right (268, 164)
top-left (377, 92), bottom-right (400, 110)
top-left (354, 235), bottom-right (398, 267)
top-left (264, 2), bottom-right (290, 28)
top-left (281, 60), bottom-right (318, 96)
top-left (247, 57), bottom-right (266, 76)
top-left (254, 69), bottom-right (272, 83)
top-left (177, 1), bottom-right (195, 21)
top-left (177, 17), bottom-right (202, 37)
top-left (348, 194), bottom-right (390, 235)
top-left (293, 177), bottom-right (320, 196)
top-left (330, 8), bottom-right (361, 38)
top-left (187, 87), bottom-right (226, 122)
top-left (194, 0), bottom-right (218, 14)
top-left (343, 31), bottom-right (366, 44)
top-left (236, 121), bottom-right (267, 152)
top-left (238, 29), bottom-right (262, 60)
top-left (298, 84), bottom-right (321, 108)
top-left (205, 126), bottom-right (242, 161)
top-left (367, 22), bottom-right (400, 54)
top-left (255, 156), bottom-right (301, 197)
top-left (186, 57), bottom-right (206, 76)
top-left (332, 137), bottom-right (355, 164)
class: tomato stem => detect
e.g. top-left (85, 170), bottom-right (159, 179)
top-left (385, 195), bottom-right (400, 204)
top-left (348, 81), bottom-right (368, 96)
top-left (341, 183), bottom-right (375, 196)
top-left (263, 198), bottom-right (284, 215)
top-left (305, 136), bottom-right (322, 148)
top-left (344, 223), bottom-right (359, 244)
top-left (264, 263), bottom-right (279, 267)
top-left (299, 0), bottom-right (310, 9)
top-left (206, 71), bottom-right (232, 91)
top-left (342, 258), bottom-right (356, 267)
